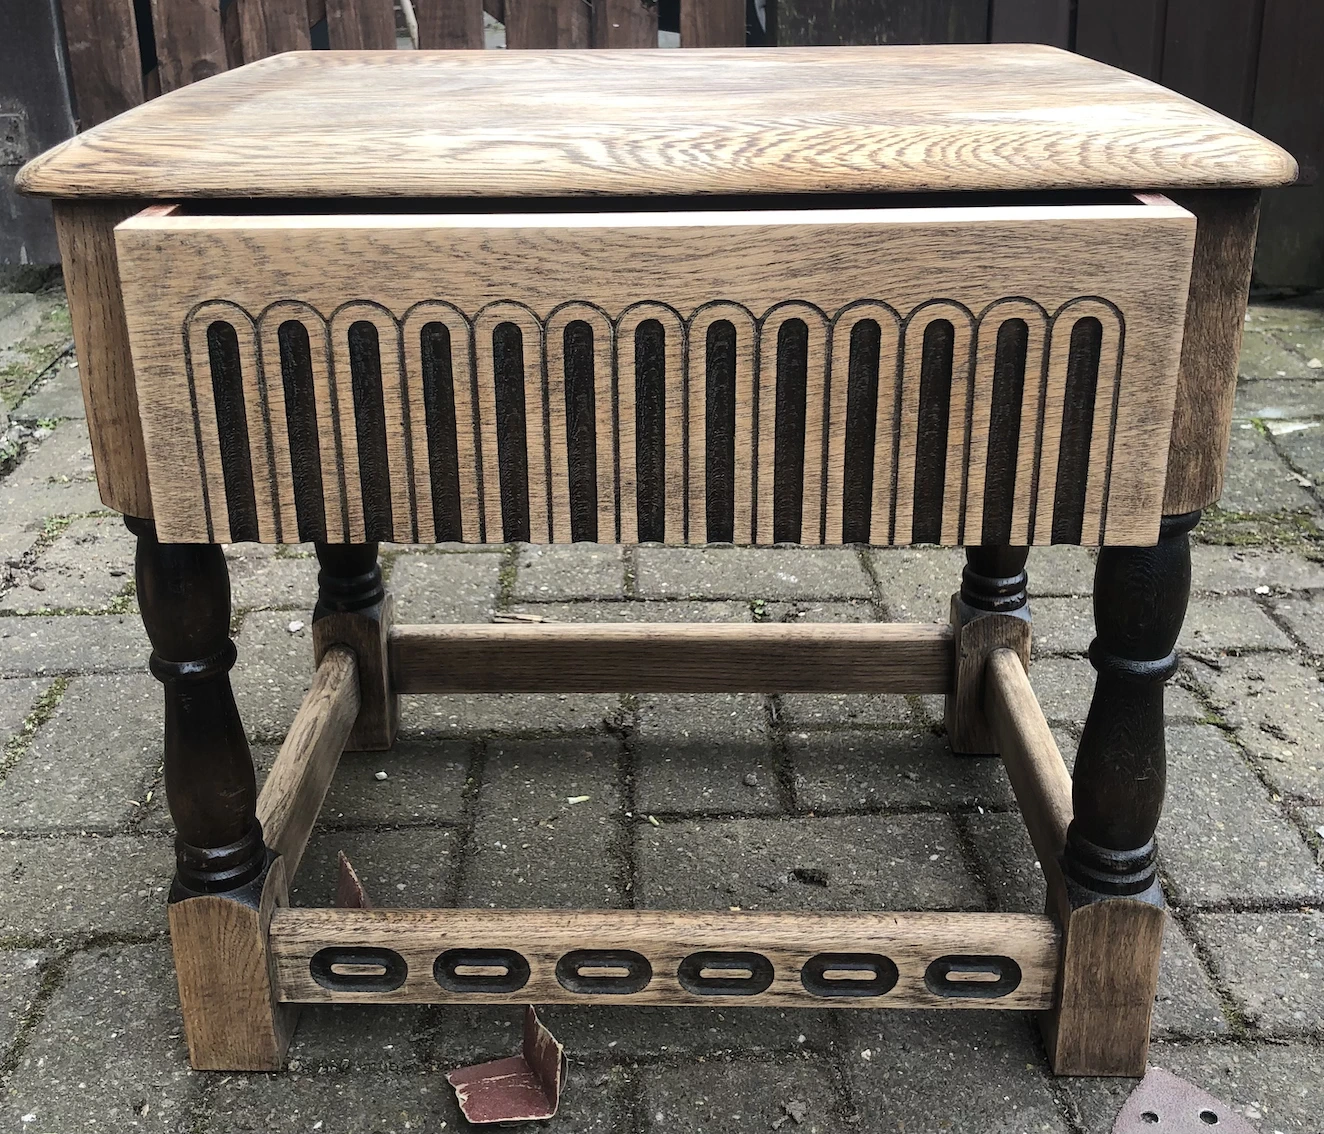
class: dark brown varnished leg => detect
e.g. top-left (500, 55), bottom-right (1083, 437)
top-left (313, 541), bottom-right (398, 751)
top-left (946, 545), bottom-right (1031, 754)
top-left (129, 517), bottom-right (293, 1070)
top-left (1045, 510), bottom-right (1197, 1077)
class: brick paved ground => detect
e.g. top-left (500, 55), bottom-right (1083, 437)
top-left (0, 275), bottom-right (1321, 1132)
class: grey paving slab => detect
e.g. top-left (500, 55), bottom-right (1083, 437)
top-left (640, 1055), bottom-right (847, 1133)
top-left (0, 522), bottom-right (41, 570)
top-left (1272, 423), bottom-right (1324, 493)
top-left (1237, 327), bottom-right (1317, 379)
top-left (292, 827), bottom-right (457, 908)
top-left (1195, 653), bottom-right (1324, 799)
top-left (1063, 1042), bottom-right (1324, 1134)
top-left (0, 674), bottom-right (158, 833)
top-left (634, 693), bottom-right (781, 816)
top-left (513, 542), bottom-right (625, 600)
top-left (636, 813), bottom-right (983, 912)
top-left (0, 949), bottom-right (46, 1054)
top-left (1218, 422), bottom-right (1316, 513)
top-left (1159, 725), bottom-right (1324, 906)
top-left (389, 549), bottom-right (503, 622)
top-left (1235, 376), bottom-right (1324, 421)
top-left (4, 943), bottom-right (195, 1134)
top-left (1031, 596), bottom-right (1292, 657)
top-left (1268, 323), bottom-right (1324, 368)
top-left (1028, 544), bottom-right (1096, 596)
top-left (780, 690), bottom-right (919, 729)
top-left (12, 356), bottom-right (84, 420)
top-left (1273, 592), bottom-right (1324, 653)
top-left (231, 610), bottom-right (316, 742)
top-left (1152, 920), bottom-right (1233, 1040)
top-left (461, 737), bottom-right (625, 909)
top-left (840, 1011), bottom-right (1068, 1134)
top-left (400, 690), bottom-right (622, 738)
top-left (869, 546), bottom-right (965, 621)
top-left (635, 546), bottom-right (872, 600)
top-left (3, 514), bottom-right (134, 613)
top-left (506, 599), bottom-right (754, 623)
top-left (1190, 910), bottom-right (1323, 1034)
top-left (226, 550), bottom-right (317, 611)
top-left (0, 420), bottom-right (105, 528)
top-left (0, 835), bottom-right (172, 940)
top-left (286, 1003), bottom-right (431, 1070)
top-left (0, 675), bottom-right (44, 744)
top-left (1190, 544), bottom-right (1324, 594)
top-left (200, 1070), bottom-right (449, 1134)
top-left (0, 613), bottom-right (144, 677)
top-left (318, 739), bottom-right (472, 827)
top-left (1028, 655), bottom-right (1204, 724)
top-left (791, 729), bottom-right (1015, 811)
top-left (1245, 298), bottom-right (1324, 335)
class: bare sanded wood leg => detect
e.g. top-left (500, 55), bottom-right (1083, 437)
top-left (1045, 511), bottom-right (1197, 1077)
top-left (313, 542), bottom-right (398, 751)
top-left (129, 517), bottom-right (294, 1071)
top-left (946, 546), bottom-right (1031, 754)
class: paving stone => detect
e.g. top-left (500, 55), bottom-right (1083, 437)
top-left (286, 1004), bottom-right (431, 1070)
top-left (764, 599), bottom-right (879, 622)
top-left (400, 691), bottom-right (622, 738)
top-left (211, 1062), bottom-right (627, 1134)
top-left (792, 729), bottom-right (1014, 811)
top-left (641, 1054), bottom-right (846, 1133)
top-left (961, 810), bottom-right (1047, 913)
top-left (636, 813), bottom-right (983, 912)
top-left (0, 613), bottom-right (144, 677)
top-left (1191, 544), bottom-right (1324, 594)
top-left (1268, 322), bottom-right (1324, 368)
top-left (634, 693), bottom-right (780, 815)
top-left (0, 420), bottom-right (105, 528)
top-left (1159, 725), bottom-right (1324, 905)
top-left (780, 685), bottom-right (917, 729)
top-left (3, 515), bottom-right (134, 613)
top-left (1031, 596), bottom-right (1291, 657)
top-left (1245, 298), bottom-right (1324, 335)
top-left (461, 737), bottom-right (624, 909)
top-left (513, 542), bottom-right (624, 600)
top-left (636, 546), bottom-right (871, 600)
top-left (1151, 920), bottom-right (1233, 1040)
top-left (1218, 422), bottom-right (1317, 513)
top-left (1236, 377), bottom-right (1324, 421)
top-left (5, 943), bottom-right (195, 1134)
top-left (12, 356), bottom-right (84, 420)
top-left (319, 739), bottom-right (472, 826)
top-left (0, 835), bottom-right (172, 940)
top-left (1237, 327), bottom-right (1317, 380)
top-left (0, 522), bottom-right (42, 570)
top-left (1190, 910), bottom-right (1323, 1034)
top-left (0, 675), bottom-right (44, 744)
top-left (0, 949), bottom-right (46, 1053)
top-left (1063, 1042), bottom-right (1324, 1134)
top-left (869, 546), bottom-right (965, 621)
top-left (389, 550), bottom-right (503, 622)
top-left (0, 674), bottom-right (158, 833)
top-left (1273, 592), bottom-right (1324, 653)
top-left (841, 1011), bottom-right (1068, 1133)
top-left (1272, 422), bottom-right (1324, 492)
top-left (507, 599), bottom-right (754, 623)
top-left (1195, 653), bottom-right (1324, 799)
top-left (231, 610), bottom-right (316, 742)
top-left (1028, 544), bottom-right (1096, 596)
top-left (292, 827), bottom-right (457, 908)
top-left (1029, 655), bottom-right (1204, 724)
top-left (226, 550), bottom-right (317, 611)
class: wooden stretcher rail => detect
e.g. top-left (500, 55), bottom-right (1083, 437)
top-left (387, 622), bottom-right (955, 694)
top-left (269, 907), bottom-right (1059, 1008)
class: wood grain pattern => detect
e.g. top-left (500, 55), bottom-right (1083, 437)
top-left (680, 0), bottom-right (744, 46)
top-left (594, 0), bottom-right (657, 48)
top-left (417, 0), bottom-right (485, 48)
top-left (58, 0), bottom-right (144, 128)
top-left (326, 0), bottom-right (397, 48)
top-left (1162, 190), bottom-right (1262, 514)
top-left (170, 859), bottom-right (296, 1071)
top-left (16, 47), bottom-right (1296, 200)
top-left (114, 199), bottom-right (1195, 546)
top-left (946, 610), bottom-right (1032, 756)
top-left (506, 0), bottom-right (591, 49)
top-left (149, 0), bottom-right (229, 93)
top-left (269, 907), bottom-right (1060, 1008)
top-left (52, 201), bottom-right (154, 519)
top-left (254, 646), bottom-right (359, 882)
top-left (314, 595), bottom-right (398, 751)
top-left (237, 0), bottom-right (313, 60)
top-left (388, 622), bottom-right (955, 693)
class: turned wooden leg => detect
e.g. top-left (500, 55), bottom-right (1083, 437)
top-left (946, 545), bottom-right (1031, 755)
top-left (1045, 511), bottom-right (1197, 1077)
top-left (129, 517), bottom-right (294, 1071)
top-left (313, 542), bottom-right (398, 751)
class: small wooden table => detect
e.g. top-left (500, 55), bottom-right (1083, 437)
top-left (18, 45), bottom-right (1294, 1079)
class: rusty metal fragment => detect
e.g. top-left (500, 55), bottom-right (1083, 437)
top-left (447, 1005), bottom-right (566, 1124)
top-left (335, 850), bottom-right (373, 909)
top-left (1114, 1068), bottom-right (1257, 1134)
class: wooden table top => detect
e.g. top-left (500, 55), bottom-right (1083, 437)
top-left (19, 45), bottom-right (1295, 200)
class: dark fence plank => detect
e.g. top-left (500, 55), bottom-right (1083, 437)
top-left (681, 0), bottom-right (744, 46)
top-left (149, 0), bottom-right (229, 91)
top-left (417, 0), bottom-right (485, 46)
top-left (1251, 0), bottom-right (1324, 287)
top-left (595, 0), bottom-right (658, 47)
top-left (1161, 0), bottom-right (1262, 122)
top-left (771, 0), bottom-right (986, 47)
top-left (325, 0), bottom-right (397, 47)
top-left (505, 0), bottom-right (591, 47)
top-left (1074, 0), bottom-right (1167, 79)
top-left (237, 0), bottom-right (313, 59)
top-left (989, 0), bottom-right (1070, 47)
top-left (59, 0), bottom-right (144, 127)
